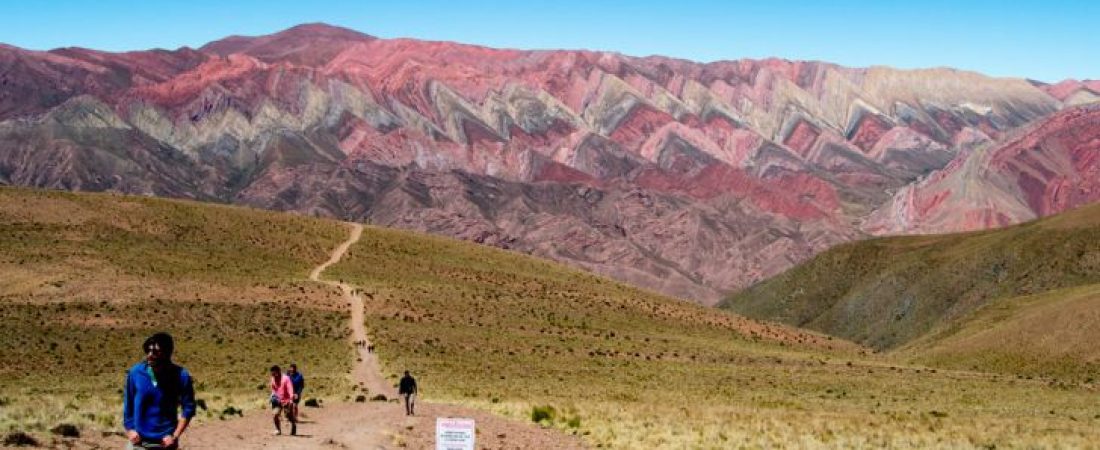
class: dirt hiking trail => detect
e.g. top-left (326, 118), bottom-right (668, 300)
top-left (177, 222), bottom-right (585, 449)
top-left (309, 223), bottom-right (393, 399)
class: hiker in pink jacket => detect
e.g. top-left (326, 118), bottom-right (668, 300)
top-left (269, 365), bottom-right (297, 436)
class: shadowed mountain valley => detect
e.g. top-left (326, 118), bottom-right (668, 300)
top-left (724, 202), bottom-right (1100, 380)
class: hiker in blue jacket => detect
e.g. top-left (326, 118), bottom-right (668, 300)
top-left (287, 364), bottom-right (305, 424)
top-left (123, 332), bottom-right (196, 449)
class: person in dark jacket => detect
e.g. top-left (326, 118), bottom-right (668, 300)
top-left (287, 364), bottom-right (305, 424)
top-left (123, 332), bottom-right (196, 449)
top-left (398, 370), bottom-right (418, 416)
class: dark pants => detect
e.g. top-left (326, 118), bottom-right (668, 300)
top-left (402, 393), bottom-right (416, 415)
top-left (127, 438), bottom-right (177, 449)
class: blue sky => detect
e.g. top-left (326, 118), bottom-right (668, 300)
top-left (1, 0), bottom-right (1096, 83)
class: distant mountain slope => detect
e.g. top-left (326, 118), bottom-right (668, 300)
top-left (0, 23), bottom-right (1090, 303)
top-left (865, 105), bottom-right (1100, 235)
top-left (722, 202), bottom-right (1100, 350)
top-left (898, 283), bottom-right (1100, 379)
top-left (1037, 78), bottom-right (1100, 105)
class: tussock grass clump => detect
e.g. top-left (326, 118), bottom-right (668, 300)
top-left (3, 431), bottom-right (38, 447)
top-left (219, 406), bottom-right (243, 419)
top-left (49, 423), bottom-right (79, 438)
top-left (530, 405), bottom-right (556, 424)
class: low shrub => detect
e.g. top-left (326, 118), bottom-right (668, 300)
top-left (3, 432), bottom-right (39, 447)
top-left (530, 405), bottom-right (556, 424)
top-left (220, 405), bottom-right (243, 419)
top-left (49, 424), bottom-right (80, 438)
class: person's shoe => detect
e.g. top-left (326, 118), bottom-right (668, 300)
top-left (273, 429), bottom-right (282, 436)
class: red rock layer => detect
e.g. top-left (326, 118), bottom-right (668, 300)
top-left (865, 105), bottom-right (1100, 235)
top-left (0, 23), bottom-right (1089, 303)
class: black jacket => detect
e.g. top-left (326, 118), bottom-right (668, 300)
top-left (398, 375), bottom-right (417, 394)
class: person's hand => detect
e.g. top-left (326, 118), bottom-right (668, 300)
top-left (162, 434), bottom-right (177, 448)
top-left (293, 394), bottom-right (299, 401)
top-left (126, 430), bottom-right (141, 444)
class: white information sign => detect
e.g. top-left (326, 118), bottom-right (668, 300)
top-left (435, 417), bottom-right (476, 450)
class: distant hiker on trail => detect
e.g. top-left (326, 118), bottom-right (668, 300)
top-left (123, 332), bottom-right (196, 450)
top-left (269, 365), bottom-right (298, 436)
top-left (287, 364), bottom-right (305, 423)
top-left (368, 344), bottom-right (374, 353)
top-left (399, 370), bottom-right (418, 416)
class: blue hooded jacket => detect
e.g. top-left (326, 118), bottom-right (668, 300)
top-left (289, 371), bottom-right (305, 395)
top-left (123, 362), bottom-right (196, 439)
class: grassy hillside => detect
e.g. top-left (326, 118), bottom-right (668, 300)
top-left (722, 203), bottom-right (1100, 350)
top-left (899, 283), bottom-right (1100, 379)
top-left (4, 187), bottom-right (1100, 448)
top-left (0, 187), bottom-right (353, 436)
top-left (328, 223), bottom-right (1100, 448)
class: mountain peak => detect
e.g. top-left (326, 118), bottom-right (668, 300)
top-left (270, 22), bottom-right (376, 40)
top-left (199, 22), bottom-right (375, 66)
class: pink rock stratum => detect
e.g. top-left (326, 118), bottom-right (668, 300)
top-left (0, 23), bottom-right (1095, 304)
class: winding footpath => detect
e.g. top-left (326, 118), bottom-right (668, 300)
top-left (309, 223), bottom-right (395, 399)
top-left (175, 222), bottom-right (585, 449)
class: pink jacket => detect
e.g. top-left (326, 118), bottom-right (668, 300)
top-left (271, 374), bottom-right (294, 404)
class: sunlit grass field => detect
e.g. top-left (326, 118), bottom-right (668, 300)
top-left (328, 225), bottom-right (1100, 448)
top-left (0, 188), bottom-right (353, 438)
top-left (901, 283), bottom-right (1100, 380)
top-left (4, 187), bottom-right (1100, 448)
top-left (0, 302), bottom-right (349, 434)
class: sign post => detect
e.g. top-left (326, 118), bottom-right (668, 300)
top-left (435, 417), bottom-right (476, 450)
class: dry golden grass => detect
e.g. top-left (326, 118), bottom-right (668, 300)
top-left (328, 224), bottom-right (1100, 448)
top-left (0, 301), bottom-right (350, 434)
top-left (5, 187), bottom-right (1100, 448)
top-left (902, 283), bottom-right (1100, 380)
top-left (0, 188), bottom-right (354, 438)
